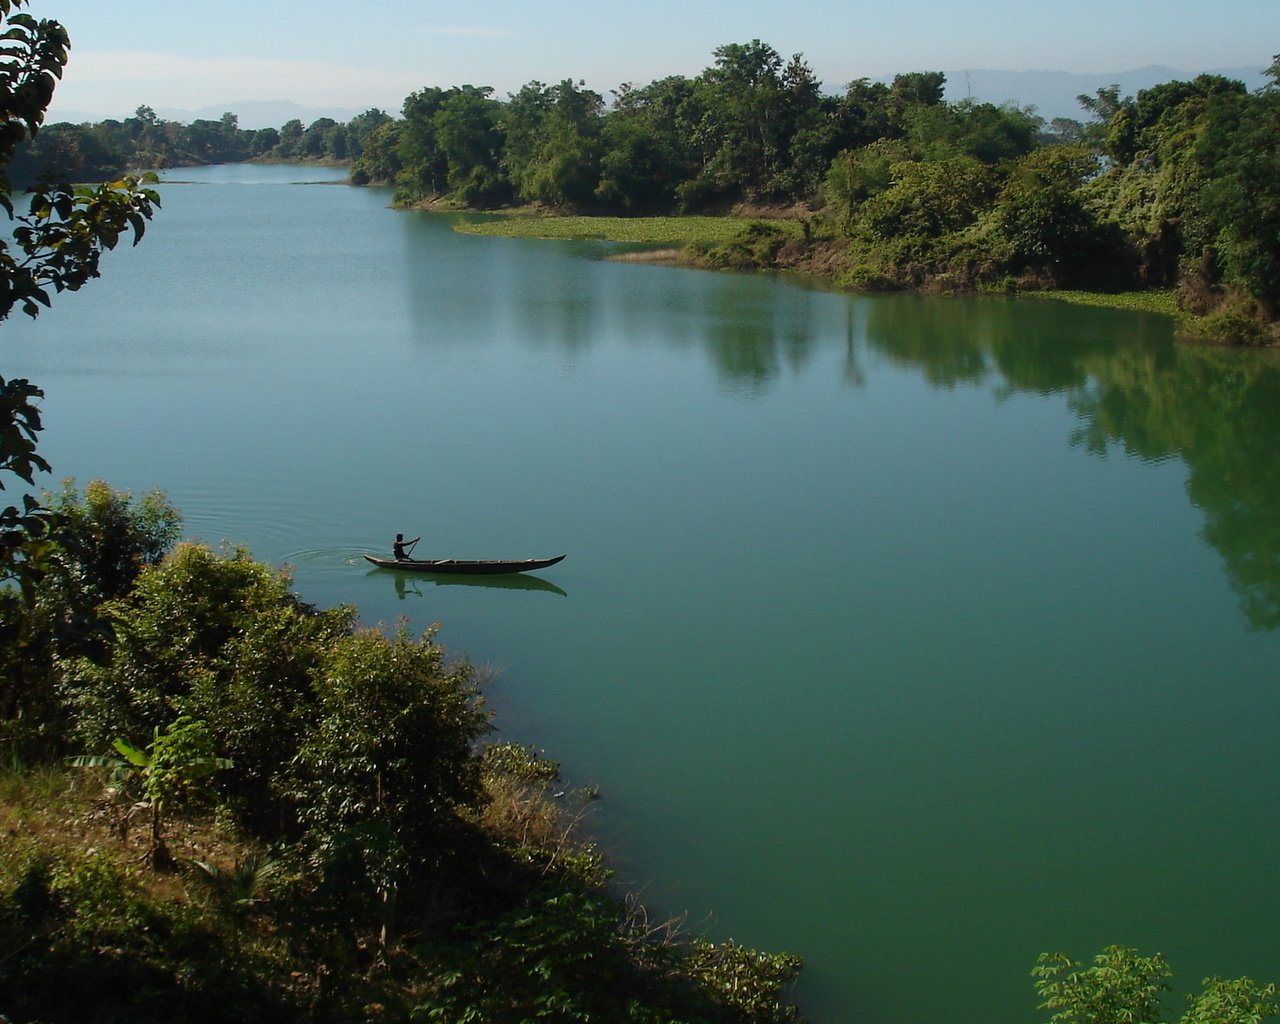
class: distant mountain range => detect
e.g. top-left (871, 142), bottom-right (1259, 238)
top-left (45, 64), bottom-right (1273, 130)
top-left (938, 64), bottom-right (1270, 121)
top-left (47, 99), bottom-right (370, 131)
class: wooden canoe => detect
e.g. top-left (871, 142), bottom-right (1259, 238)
top-left (363, 554), bottom-right (565, 575)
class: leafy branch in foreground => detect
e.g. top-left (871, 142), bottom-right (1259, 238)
top-left (1, 0), bottom-right (161, 602)
top-left (1034, 945), bottom-right (1279, 1024)
top-left (1, 0), bottom-right (161, 321)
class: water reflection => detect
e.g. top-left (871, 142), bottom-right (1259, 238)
top-left (861, 294), bottom-right (1175, 394)
top-left (859, 298), bottom-right (1280, 631)
top-left (1067, 344), bottom-right (1280, 630)
top-left (403, 216), bottom-right (827, 388)
top-left (402, 217), bottom-right (604, 358)
top-left (376, 569), bottom-right (568, 599)
top-left (397, 213), bottom-right (1280, 632)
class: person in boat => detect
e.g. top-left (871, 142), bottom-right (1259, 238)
top-left (393, 533), bottom-right (420, 560)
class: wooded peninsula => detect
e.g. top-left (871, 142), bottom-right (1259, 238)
top-left (14, 40), bottom-right (1280, 344)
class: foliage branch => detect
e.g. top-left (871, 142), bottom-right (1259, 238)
top-left (0, 0), bottom-right (160, 603)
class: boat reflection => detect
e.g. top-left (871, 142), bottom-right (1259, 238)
top-left (372, 569), bottom-right (568, 599)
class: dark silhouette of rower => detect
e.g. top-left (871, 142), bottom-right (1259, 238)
top-left (393, 533), bottom-right (419, 560)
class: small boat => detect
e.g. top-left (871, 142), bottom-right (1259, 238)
top-left (363, 554), bottom-right (565, 576)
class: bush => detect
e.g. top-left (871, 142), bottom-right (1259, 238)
top-left (703, 222), bottom-right (795, 270)
top-left (0, 850), bottom-right (304, 1024)
top-left (416, 887), bottom-right (803, 1024)
top-left (47, 479), bottom-right (181, 605)
top-left (1033, 945), bottom-right (1278, 1024)
top-left (289, 627), bottom-right (489, 896)
top-left (1201, 310), bottom-right (1273, 346)
top-left (0, 481), bottom-right (181, 762)
top-left (61, 543), bottom-right (317, 754)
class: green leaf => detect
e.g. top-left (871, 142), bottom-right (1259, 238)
top-left (66, 753), bottom-right (125, 770)
top-left (112, 736), bottom-right (150, 767)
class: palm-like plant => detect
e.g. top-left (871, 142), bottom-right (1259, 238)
top-left (69, 716), bottom-right (231, 868)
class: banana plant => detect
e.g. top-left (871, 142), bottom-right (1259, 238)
top-left (69, 716), bottom-right (232, 869)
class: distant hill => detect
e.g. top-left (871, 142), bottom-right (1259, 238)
top-left (45, 99), bottom-right (372, 131)
top-left (44, 64), bottom-right (1273, 131)
top-left (938, 64), bottom-right (1270, 121)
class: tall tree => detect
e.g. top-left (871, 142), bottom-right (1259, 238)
top-left (396, 87), bottom-right (453, 198)
top-left (275, 118), bottom-right (304, 158)
top-left (1196, 85), bottom-right (1280, 318)
top-left (343, 107), bottom-right (391, 161)
top-left (349, 119), bottom-right (401, 186)
top-left (433, 86), bottom-right (508, 206)
top-left (834, 78), bottom-right (894, 150)
top-left (502, 79), bottom-right (603, 208)
top-left (597, 76), bottom-right (698, 212)
top-left (393, 85), bottom-right (509, 204)
top-left (684, 40), bottom-right (789, 203)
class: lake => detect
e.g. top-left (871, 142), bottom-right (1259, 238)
top-left (7, 163), bottom-right (1279, 1023)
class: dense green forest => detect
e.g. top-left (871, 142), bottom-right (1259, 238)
top-left (15, 41), bottom-right (1280, 341)
top-left (349, 42), bottom-right (1280, 343)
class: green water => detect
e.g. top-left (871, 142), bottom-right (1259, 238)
top-left (8, 164), bottom-right (1279, 1023)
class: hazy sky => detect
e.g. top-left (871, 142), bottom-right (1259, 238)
top-left (42, 0), bottom-right (1278, 117)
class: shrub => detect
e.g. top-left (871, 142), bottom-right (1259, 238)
top-left (1033, 946), bottom-right (1278, 1024)
top-left (703, 222), bottom-right (795, 269)
top-left (61, 543), bottom-right (309, 753)
top-left (1201, 310), bottom-right (1273, 345)
top-left (288, 627), bottom-right (489, 899)
top-left (0, 481), bottom-right (181, 762)
top-left (47, 479), bottom-right (181, 605)
top-left (0, 850), bottom-right (307, 1023)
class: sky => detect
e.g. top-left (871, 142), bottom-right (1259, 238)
top-left (40, 0), bottom-right (1279, 120)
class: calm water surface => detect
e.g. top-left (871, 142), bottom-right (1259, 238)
top-left (8, 164), bottom-right (1280, 1023)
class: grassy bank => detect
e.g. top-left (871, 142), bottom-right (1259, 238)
top-left (1027, 289), bottom-right (1280, 344)
top-left (451, 211), bottom-right (791, 247)
top-left (454, 211), bottom-right (1277, 343)
top-left (1, 743), bottom-right (804, 1024)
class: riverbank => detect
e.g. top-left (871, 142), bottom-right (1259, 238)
top-left (445, 210), bottom-right (1270, 345)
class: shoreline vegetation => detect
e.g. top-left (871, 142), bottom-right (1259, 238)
top-left (0, 484), bottom-right (806, 1023)
top-left (15, 43), bottom-right (1278, 344)
top-left (447, 210), bottom-right (1219, 336)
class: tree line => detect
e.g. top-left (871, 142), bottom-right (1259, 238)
top-left (12, 40), bottom-right (1279, 339)
top-left (348, 40), bottom-right (1278, 339)
top-left (349, 43), bottom-right (1015, 212)
top-left (6, 103), bottom-right (394, 184)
